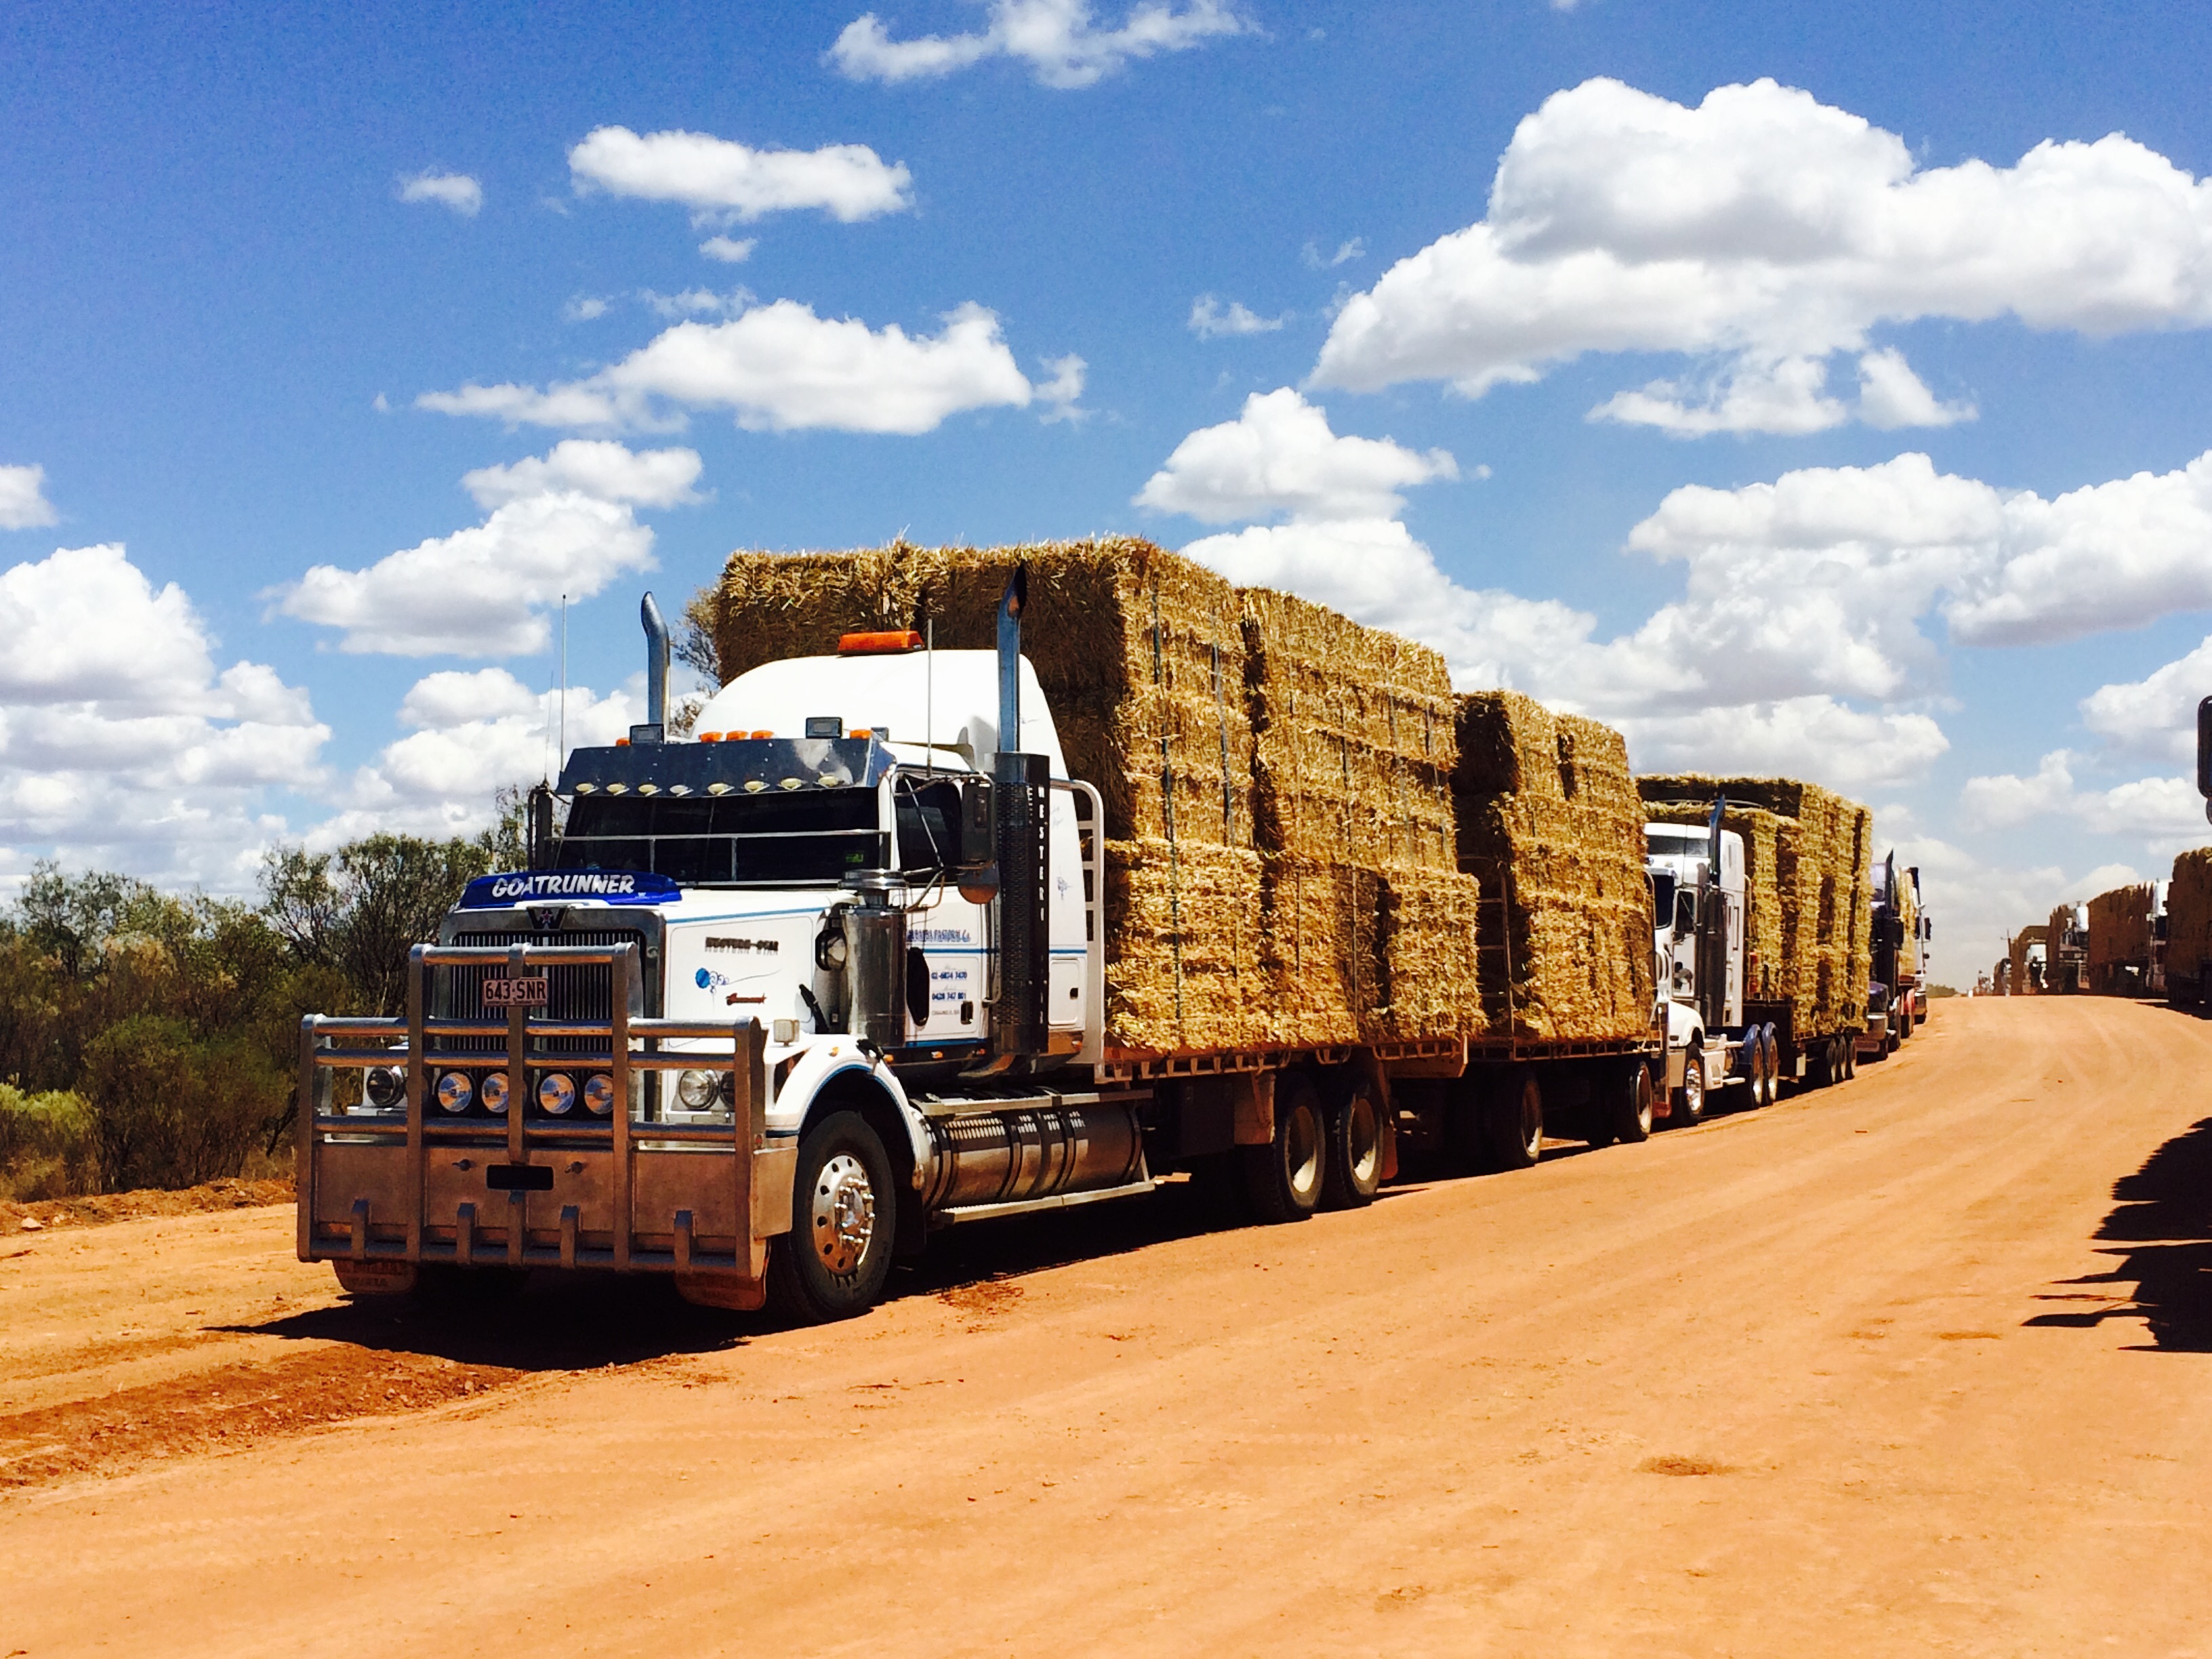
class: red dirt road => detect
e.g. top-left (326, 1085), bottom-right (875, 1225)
top-left (3, 996), bottom-right (2209, 1656)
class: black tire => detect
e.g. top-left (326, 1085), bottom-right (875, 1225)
top-left (1759, 1028), bottom-right (1782, 1106)
top-left (1243, 1071), bottom-right (1326, 1223)
top-left (1484, 1067), bottom-right (1544, 1170)
top-left (1608, 1061), bottom-right (1654, 1145)
top-left (1843, 1036), bottom-right (1858, 1081)
top-left (1319, 1076), bottom-right (1385, 1210)
top-left (767, 1110), bottom-right (897, 1324)
top-left (1740, 1035), bottom-right (1768, 1110)
top-left (1672, 1048), bottom-right (1707, 1125)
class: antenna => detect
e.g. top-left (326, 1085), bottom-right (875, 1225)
top-left (559, 593), bottom-right (569, 759)
top-left (925, 616), bottom-right (934, 781)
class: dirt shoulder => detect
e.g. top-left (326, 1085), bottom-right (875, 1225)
top-left (1, 1174), bottom-right (295, 1236)
top-left (4, 999), bottom-right (2209, 1657)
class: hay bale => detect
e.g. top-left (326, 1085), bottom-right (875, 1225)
top-left (1637, 773), bottom-right (1874, 1033)
top-left (1456, 693), bottom-right (1654, 1042)
top-left (708, 539), bottom-right (1254, 848)
top-left (2087, 883), bottom-right (2155, 993)
top-left (1102, 838), bottom-right (1267, 1053)
top-left (2007, 924), bottom-right (2049, 996)
top-left (2167, 851), bottom-right (2212, 1004)
top-left (1238, 587), bottom-right (1458, 872)
top-left (1252, 855), bottom-right (1486, 1045)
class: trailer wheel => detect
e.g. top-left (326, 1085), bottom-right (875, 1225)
top-left (767, 1111), bottom-right (896, 1324)
top-left (1485, 1067), bottom-right (1544, 1170)
top-left (1243, 1071), bottom-right (1326, 1223)
top-left (1740, 1036), bottom-right (1769, 1110)
top-left (1607, 1061), bottom-right (1654, 1144)
top-left (1842, 1037), bottom-right (1858, 1081)
top-left (1672, 1050), bottom-right (1707, 1125)
top-left (1320, 1078), bottom-right (1385, 1210)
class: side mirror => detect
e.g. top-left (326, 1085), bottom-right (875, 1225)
top-left (956, 776), bottom-right (999, 903)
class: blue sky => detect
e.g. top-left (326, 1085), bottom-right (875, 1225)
top-left (7, 0), bottom-right (2212, 981)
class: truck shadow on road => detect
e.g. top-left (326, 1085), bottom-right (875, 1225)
top-left (2024, 1114), bottom-right (2212, 1352)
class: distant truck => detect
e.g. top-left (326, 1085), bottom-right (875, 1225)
top-left (297, 545), bottom-right (1668, 1324)
top-left (1860, 855), bottom-right (1931, 1059)
top-left (1641, 779), bottom-right (1875, 1108)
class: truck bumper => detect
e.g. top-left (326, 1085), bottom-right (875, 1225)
top-left (298, 941), bottom-right (794, 1305)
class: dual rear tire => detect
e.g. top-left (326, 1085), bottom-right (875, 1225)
top-left (1244, 1069), bottom-right (1385, 1221)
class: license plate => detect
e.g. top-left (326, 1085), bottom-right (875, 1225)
top-left (481, 977), bottom-right (550, 1008)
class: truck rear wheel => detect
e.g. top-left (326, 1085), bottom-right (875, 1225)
top-left (1842, 1037), bottom-right (1858, 1081)
top-left (1319, 1078), bottom-right (1384, 1210)
top-left (1740, 1036), bottom-right (1769, 1109)
top-left (767, 1111), bottom-right (896, 1324)
top-left (1485, 1067), bottom-right (1544, 1170)
top-left (1242, 1071), bottom-right (1326, 1223)
top-left (1607, 1061), bottom-right (1654, 1144)
top-left (1761, 1028), bottom-right (1781, 1105)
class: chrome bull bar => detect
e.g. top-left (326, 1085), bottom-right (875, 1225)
top-left (297, 942), bottom-right (790, 1305)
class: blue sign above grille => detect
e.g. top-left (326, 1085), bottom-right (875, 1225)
top-left (458, 870), bottom-right (680, 908)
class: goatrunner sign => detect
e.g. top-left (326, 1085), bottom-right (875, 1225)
top-left (481, 977), bottom-right (550, 1008)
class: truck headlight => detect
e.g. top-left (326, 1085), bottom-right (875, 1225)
top-left (436, 1071), bottom-right (474, 1113)
top-left (674, 1068), bottom-right (720, 1110)
top-left (537, 1071), bottom-right (576, 1115)
top-left (480, 1071), bottom-right (510, 1115)
top-left (364, 1067), bottom-right (404, 1111)
top-left (582, 1073), bottom-right (615, 1115)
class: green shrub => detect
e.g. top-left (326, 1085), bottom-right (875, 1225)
top-left (0, 1083), bottom-right (95, 1201)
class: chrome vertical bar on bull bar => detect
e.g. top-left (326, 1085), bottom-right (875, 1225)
top-left (506, 942), bottom-right (529, 1265)
top-left (611, 942), bottom-right (633, 1270)
top-left (295, 1015), bottom-right (319, 1262)
top-left (406, 945), bottom-right (428, 1260)
top-left (735, 1017), bottom-right (763, 1276)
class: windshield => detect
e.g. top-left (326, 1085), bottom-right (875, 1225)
top-left (556, 789), bottom-right (882, 886)
top-left (1648, 869), bottom-right (1676, 925)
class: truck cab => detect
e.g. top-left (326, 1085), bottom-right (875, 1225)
top-left (1644, 818), bottom-right (1763, 1120)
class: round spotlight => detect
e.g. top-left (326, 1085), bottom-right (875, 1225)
top-left (537, 1071), bottom-right (577, 1115)
top-left (675, 1068), bottom-right (719, 1111)
top-left (582, 1073), bottom-right (615, 1116)
top-left (480, 1071), bottom-right (510, 1115)
top-left (435, 1071), bottom-right (474, 1113)
top-left (364, 1066), bottom-right (404, 1111)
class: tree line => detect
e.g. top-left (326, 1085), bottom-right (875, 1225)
top-left (0, 808), bottom-right (525, 1202)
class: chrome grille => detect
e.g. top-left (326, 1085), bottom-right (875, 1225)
top-left (436, 928), bottom-right (650, 1055)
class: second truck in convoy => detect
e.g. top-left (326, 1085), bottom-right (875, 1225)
top-left (295, 542), bottom-right (1878, 1323)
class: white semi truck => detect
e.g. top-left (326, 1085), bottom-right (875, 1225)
top-left (298, 578), bottom-right (1664, 1322)
top-left (1642, 801), bottom-right (1861, 1122)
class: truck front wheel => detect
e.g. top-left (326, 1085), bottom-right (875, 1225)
top-left (1673, 1051), bottom-right (1707, 1125)
top-left (768, 1111), bottom-right (897, 1323)
top-left (1243, 1071), bottom-right (1326, 1223)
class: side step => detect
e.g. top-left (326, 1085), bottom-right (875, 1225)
top-left (934, 1178), bottom-right (1157, 1225)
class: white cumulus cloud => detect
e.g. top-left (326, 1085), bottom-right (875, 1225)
top-left (0, 544), bottom-right (328, 890)
top-left (1189, 295), bottom-right (1287, 337)
top-left (320, 670), bottom-right (640, 845)
top-left (831, 0), bottom-right (1248, 88)
top-left (567, 126), bottom-right (912, 223)
top-left (1961, 749), bottom-right (2204, 839)
top-left (460, 441), bottom-right (705, 510)
top-left (419, 299), bottom-right (1045, 436)
top-left (1313, 77), bottom-right (2212, 434)
top-left (2081, 636), bottom-right (2212, 762)
top-left (699, 234), bottom-right (757, 263)
top-left (398, 170), bottom-right (483, 216)
top-left (0, 464), bottom-right (58, 531)
top-left (1138, 389), bottom-right (1458, 523)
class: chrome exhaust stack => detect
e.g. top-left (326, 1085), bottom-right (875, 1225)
top-left (632, 591), bottom-right (670, 744)
top-left (983, 567), bottom-right (1051, 1069)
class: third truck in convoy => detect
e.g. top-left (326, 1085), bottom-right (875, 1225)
top-left (295, 540), bottom-right (1879, 1323)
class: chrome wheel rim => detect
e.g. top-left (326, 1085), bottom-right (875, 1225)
top-left (1284, 1103), bottom-right (1323, 1204)
top-left (811, 1152), bottom-right (876, 1277)
top-left (1344, 1096), bottom-right (1381, 1192)
top-left (1681, 1061), bottom-right (1704, 1121)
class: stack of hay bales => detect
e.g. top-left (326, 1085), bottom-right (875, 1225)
top-left (2045, 903), bottom-right (2088, 993)
top-left (1453, 693), bottom-right (1656, 1042)
top-left (701, 538), bottom-right (1488, 1054)
top-left (707, 537), bottom-right (1267, 1053)
top-left (1637, 775), bottom-right (1873, 1035)
top-left (2087, 883), bottom-right (2156, 994)
top-left (1236, 589), bottom-right (1483, 1045)
top-left (2165, 851), bottom-right (2212, 1005)
top-left (2007, 925), bottom-right (2049, 996)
